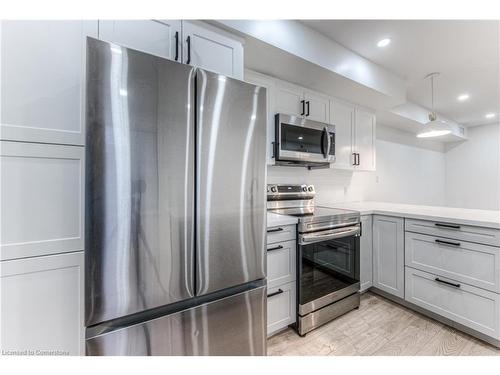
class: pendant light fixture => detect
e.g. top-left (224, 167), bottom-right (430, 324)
top-left (417, 72), bottom-right (452, 138)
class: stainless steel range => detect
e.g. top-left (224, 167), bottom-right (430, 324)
top-left (267, 184), bottom-right (361, 336)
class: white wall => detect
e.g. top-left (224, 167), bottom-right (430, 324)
top-left (267, 124), bottom-right (447, 206)
top-left (444, 123), bottom-right (500, 210)
top-left (366, 126), bottom-right (446, 205)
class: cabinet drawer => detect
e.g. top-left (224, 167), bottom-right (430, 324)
top-left (405, 232), bottom-right (500, 292)
top-left (405, 267), bottom-right (500, 339)
top-left (267, 240), bottom-right (296, 289)
top-left (267, 281), bottom-right (296, 336)
top-left (1, 141), bottom-right (84, 260)
top-left (405, 218), bottom-right (500, 247)
top-left (267, 225), bottom-right (296, 244)
top-left (1, 252), bottom-right (84, 354)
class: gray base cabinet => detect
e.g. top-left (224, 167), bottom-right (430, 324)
top-left (405, 266), bottom-right (500, 340)
top-left (266, 225), bottom-right (297, 336)
top-left (360, 215), bottom-right (373, 292)
top-left (372, 215), bottom-right (405, 298)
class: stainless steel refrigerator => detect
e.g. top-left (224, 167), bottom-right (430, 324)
top-left (84, 38), bottom-right (267, 355)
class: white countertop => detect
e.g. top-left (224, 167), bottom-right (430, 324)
top-left (323, 201), bottom-right (500, 229)
top-left (267, 212), bottom-right (298, 228)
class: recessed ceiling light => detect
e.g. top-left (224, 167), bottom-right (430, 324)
top-left (485, 113), bottom-right (496, 119)
top-left (377, 38), bottom-right (391, 48)
top-left (457, 94), bottom-right (469, 101)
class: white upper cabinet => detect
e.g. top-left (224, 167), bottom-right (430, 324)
top-left (275, 81), bottom-right (330, 123)
top-left (275, 82), bottom-right (304, 117)
top-left (354, 108), bottom-right (376, 171)
top-left (303, 90), bottom-right (329, 123)
top-left (330, 99), bottom-right (355, 169)
top-left (98, 20), bottom-right (181, 61)
top-left (0, 20), bottom-right (98, 145)
top-left (182, 21), bottom-right (244, 80)
top-left (244, 70), bottom-right (276, 165)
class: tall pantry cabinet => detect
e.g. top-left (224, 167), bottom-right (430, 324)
top-left (0, 19), bottom-right (244, 355)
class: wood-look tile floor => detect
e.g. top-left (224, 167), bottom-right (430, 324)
top-left (267, 292), bottom-right (500, 356)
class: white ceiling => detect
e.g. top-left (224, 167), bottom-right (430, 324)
top-left (301, 20), bottom-right (500, 127)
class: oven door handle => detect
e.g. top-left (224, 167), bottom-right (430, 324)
top-left (299, 225), bottom-right (361, 245)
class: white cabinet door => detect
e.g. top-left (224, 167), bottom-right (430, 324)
top-left (0, 20), bottom-right (97, 145)
top-left (267, 240), bottom-right (296, 289)
top-left (304, 90), bottom-right (329, 123)
top-left (1, 252), bottom-right (84, 355)
top-left (274, 81), bottom-right (304, 117)
top-left (245, 70), bottom-right (276, 165)
top-left (330, 99), bottom-right (355, 170)
top-left (354, 109), bottom-right (376, 171)
top-left (373, 215), bottom-right (404, 298)
top-left (98, 20), bottom-right (181, 61)
top-left (360, 215), bottom-right (373, 292)
top-left (182, 21), bottom-right (243, 80)
top-left (267, 281), bottom-right (296, 336)
top-left (1, 141), bottom-right (84, 261)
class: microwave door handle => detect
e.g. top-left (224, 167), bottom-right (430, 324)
top-left (325, 127), bottom-right (331, 158)
top-left (321, 127), bottom-right (329, 158)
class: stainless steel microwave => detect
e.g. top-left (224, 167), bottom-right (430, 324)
top-left (274, 113), bottom-right (335, 166)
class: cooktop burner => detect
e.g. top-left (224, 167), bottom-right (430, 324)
top-left (270, 206), bottom-right (358, 219)
top-left (267, 184), bottom-right (360, 233)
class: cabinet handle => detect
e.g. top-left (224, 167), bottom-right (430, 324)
top-left (300, 100), bottom-right (305, 116)
top-left (435, 239), bottom-right (461, 247)
top-left (306, 101), bottom-right (310, 116)
top-left (267, 289), bottom-right (284, 298)
top-left (267, 227), bottom-right (284, 233)
top-left (174, 31), bottom-right (179, 61)
top-left (352, 152), bottom-right (357, 166)
top-left (435, 278), bottom-right (461, 288)
top-left (267, 245), bottom-right (284, 252)
top-left (186, 36), bottom-right (191, 64)
top-left (356, 153), bottom-right (360, 166)
top-left (434, 223), bottom-right (461, 229)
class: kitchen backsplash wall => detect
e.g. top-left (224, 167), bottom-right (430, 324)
top-left (267, 124), bottom-right (447, 206)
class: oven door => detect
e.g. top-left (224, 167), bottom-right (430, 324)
top-left (298, 225), bottom-right (360, 316)
top-left (275, 114), bottom-right (335, 163)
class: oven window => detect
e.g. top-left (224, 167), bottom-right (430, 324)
top-left (281, 123), bottom-right (323, 154)
top-left (300, 236), bottom-right (359, 306)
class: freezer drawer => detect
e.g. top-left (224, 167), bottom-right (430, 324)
top-left (86, 286), bottom-right (266, 355)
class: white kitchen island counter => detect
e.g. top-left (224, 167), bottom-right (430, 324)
top-left (267, 212), bottom-right (298, 228)
top-left (324, 201), bottom-right (500, 229)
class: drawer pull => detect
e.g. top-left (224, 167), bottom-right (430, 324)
top-left (267, 245), bottom-right (284, 252)
top-left (435, 278), bottom-right (461, 288)
top-left (267, 289), bottom-right (284, 298)
top-left (435, 223), bottom-right (461, 229)
top-left (267, 227), bottom-right (284, 233)
top-left (435, 239), bottom-right (461, 247)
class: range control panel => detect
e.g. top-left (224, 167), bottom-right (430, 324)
top-left (267, 184), bottom-right (315, 200)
